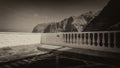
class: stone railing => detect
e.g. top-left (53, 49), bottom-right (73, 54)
top-left (41, 31), bottom-right (120, 53)
top-left (63, 31), bottom-right (120, 48)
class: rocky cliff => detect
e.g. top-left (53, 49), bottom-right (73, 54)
top-left (32, 11), bottom-right (99, 33)
top-left (84, 0), bottom-right (120, 31)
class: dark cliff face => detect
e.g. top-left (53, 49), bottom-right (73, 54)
top-left (32, 23), bottom-right (50, 33)
top-left (84, 0), bottom-right (120, 31)
top-left (64, 17), bottom-right (76, 32)
top-left (32, 11), bottom-right (98, 33)
top-left (43, 17), bottom-right (77, 33)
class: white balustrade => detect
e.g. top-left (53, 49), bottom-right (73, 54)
top-left (60, 31), bottom-right (120, 48)
top-left (41, 31), bottom-right (120, 53)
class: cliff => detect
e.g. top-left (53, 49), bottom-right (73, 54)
top-left (32, 11), bottom-right (99, 33)
top-left (84, 0), bottom-right (120, 31)
top-left (32, 23), bottom-right (50, 33)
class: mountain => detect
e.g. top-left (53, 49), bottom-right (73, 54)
top-left (33, 0), bottom-right (120, 32)
top-left (32, 23), bottom-right (50, 33)
top-left (84, 0), bottom-right (120, 31)
top-left (32, 11), bottom-right (99, 33)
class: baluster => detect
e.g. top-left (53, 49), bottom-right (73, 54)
top-left (72, 33), bottom-right (74, 44)
top-left (116, 32), bottom-right (120, 48)
top-left (80, 34), bottom-right (82, 45)
top-left (74, 33), bottom-right (76, 44)
top-left (75, 33), bottom-right (77, 44)
top-left (63, 33), bottom-right (65, 43)
top-left (62, 33), bottom-right (64, 42)
top-left (102, 33), bottom-right (105, 47)
top-left (77, 33), bottom-right (79, 45)
top-left (67, 33), bottom-right (69, 43)
top-left (84, 33), bottom-right (86, 45)
top-left (85, 33), bottom-right (88, 45)
top-left (82, 33), bottom-right (84, 44)
top-left (77, 34), bottom-right (79, 44)
top-left (63, 33), bottom-right (65, 42)
top-left (66, 33), bottom-right (68, 43)
top-left (73, 33), bottom-right (75, 44)
top-left (88, 33), bottom-right (90, 45)
top-left (78, 34), bottom-right (80, 45)
top-left (92, 33), bottom-right (95, 46)
top-left (67, 33), bottom-right (69, 44)
top-left (66, 33), bottom-right (67, 43)
top-left (105, 33), bottom-right (108, 47)
top-left (94, 33), bottom-right (97, 46)
top-left (99, 33), bottom-right (102, 46)
top-left (90, 33), bottom-right (93, 45)
top-left (97, 33), bottom-right (100, 47)
top-left (80, 33), bottom-right (83, 44)
top-left (114, 32), bottom-right (116, 48)
top-left (72, 33), bottom-right (73, 44)
top-left (81, 33), bottom-right (83, 45)
top-left (71, 33), bottom-right (73, 44)
top-left (68, 33), bottom-right (70, 44)
top-left (64, 33), bottom-right (66, 43)
top-left (69, 33), bottom-right (71, 44)
top-left (108, 32), bottom-right (111, 48)
top-left (70, 33), bottom-right (72, 44)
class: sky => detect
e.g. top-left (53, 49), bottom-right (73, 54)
top-left (0, 0), bottom-right (109, 32)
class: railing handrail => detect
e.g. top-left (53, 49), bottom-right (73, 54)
top-left (42, 31), bottom-right (120, 34)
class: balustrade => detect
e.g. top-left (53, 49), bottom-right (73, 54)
top-left (63, 31), bottom-right (120, 48)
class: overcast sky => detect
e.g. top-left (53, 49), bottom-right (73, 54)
top-left (0, 0), bottom-right (109, 32)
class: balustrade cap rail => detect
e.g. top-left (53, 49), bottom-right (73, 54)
top-left (42, 31), bottom-right (120, 34)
